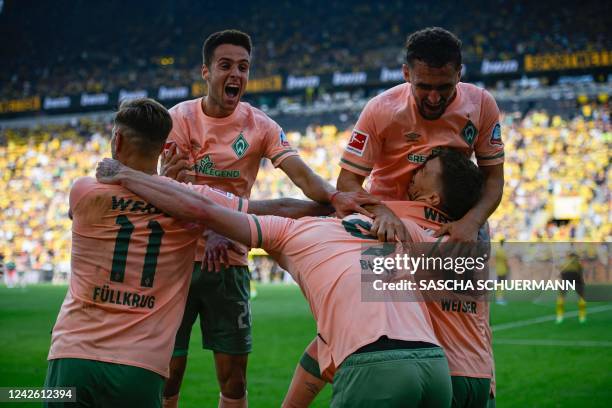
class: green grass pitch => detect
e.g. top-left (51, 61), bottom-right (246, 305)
top-left (0, 284), bottom-right (610, 407)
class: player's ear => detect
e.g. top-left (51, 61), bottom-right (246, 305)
top-left (201, 64), bottom-right (209, 81)
top-left (402, 64), bottom-right (410, 83)
top-left (114, 129), bottom-right (124, 155)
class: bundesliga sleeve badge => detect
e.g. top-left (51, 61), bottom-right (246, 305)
top-left (490, 123), bottom-right (503, 145)
top-left (279, 130), bottom-right (291, 147)
top-left (345, 130), bottom-right (369, 157)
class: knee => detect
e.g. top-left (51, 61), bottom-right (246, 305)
top-left (219, 372), bottom-right (247, 399)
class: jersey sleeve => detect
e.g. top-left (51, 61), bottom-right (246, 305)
top-left (187, 184), bottom-right (249, 213)
top-left (263, 120), bottom-right (299, 167)
top-left (474, 90), bottom-right (504, 167)
top-left (339, 99), bottom-right (383, 177)
top-left (247, 215), bottom-right (294, 252)
top-left (168, 106), bottom-right (197, 175)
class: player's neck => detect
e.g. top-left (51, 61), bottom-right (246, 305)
top-left (201, 96), bottom-right (235, 118)
top-left (120, 158), bottom-right (158, 175)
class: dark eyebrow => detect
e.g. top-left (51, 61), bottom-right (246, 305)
top-left (217, 58), bottom-right (250, 64)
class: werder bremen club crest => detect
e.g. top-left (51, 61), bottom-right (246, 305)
top-left (460, 120), bottom-right (478, 146)
top-left (231, 132), bottom-right (250, 158)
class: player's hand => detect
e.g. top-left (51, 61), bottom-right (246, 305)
top-left (203, 230), bottom-right (245, 273)
top-left (369, 204), bottom-right (409, 243)
top-left (161, 144), bottom-right (191, 182)
top-left (433, 217), bottom-right (480, 242)
top-left (433, 219), bottom-right (484, 274)
top-left (331, 191), bottom-right (380, 218)
top-left (96, 158), bottom-right (126, 184)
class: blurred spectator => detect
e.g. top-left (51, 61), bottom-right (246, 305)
top-left (0, 106), bottom-right (609, 281)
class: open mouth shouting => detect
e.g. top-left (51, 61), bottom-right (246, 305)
top-left (224, 83), bottom-right (241, 103)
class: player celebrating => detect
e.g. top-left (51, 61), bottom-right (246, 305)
top-left (337, 26), bottom-right (504, 242)
top-left (159, 29), bottom-right (372, 408)
top-left (284, 27), bottom-right (504, 407)
top-left (95, 148), bottom-right (486, 408)
top-left (333, 26), bottom-right (504, 407)
top-left (44, 98), bottom-right (337, 407)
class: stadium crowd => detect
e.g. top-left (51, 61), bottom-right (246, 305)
top-left (1, 0), bottom-right (610, 98)
top-left (0, 106), bottom-right (609, 280)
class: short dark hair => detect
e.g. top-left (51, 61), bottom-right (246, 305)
top-left (202, 29), bottom-right (252, 66)
top-left (114, 98), bottom-right (172, 151)
top-left (405, 27), bottom-right (462, 69)
top-left (428, 149), bottom-right (483, 220)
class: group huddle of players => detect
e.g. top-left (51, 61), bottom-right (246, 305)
top-left (44, 27), bottom-right (505, 408)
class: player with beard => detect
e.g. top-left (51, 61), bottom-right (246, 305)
top-left (284, 27), bottom-right (505, 407)
top-left (159, 30), bottom-right (374, 408)
top-left (337, 27), bottom-right (504, 244)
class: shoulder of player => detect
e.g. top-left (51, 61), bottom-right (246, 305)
top-left (169, 98), bottom-right (202, 124)
top-left (69, 176), bottom-right (127, 214)
top-left (71, 175), bottom-right (97, 189)
top-left (458, 82), bottom-right (497, 107)
top-left (71, 176), bottom-right (127, 196)
top-left (369, 82), bottom-right (409, 108)
top-left (241, 102), bottom-right (279, 128)
top-left (170, 98), bottom-right (200, 115)
top-left (362, 83), bottom-right (409, 127)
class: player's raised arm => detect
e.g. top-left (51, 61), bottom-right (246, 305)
top-left (278, 155), bottom-right (379, 218)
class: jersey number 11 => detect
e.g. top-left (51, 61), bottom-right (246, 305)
top-left (110, 215), bottom-right (164, 288)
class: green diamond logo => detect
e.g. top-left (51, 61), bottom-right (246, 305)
top-left (231, 133), bottom-right (249, 158)
top-left (461, 120), bottom-right (478, 146)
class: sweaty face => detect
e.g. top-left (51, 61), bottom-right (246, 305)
top-left (202, 44), bottom-right (250, 115)
top-left (408, 157), bottom-right (443, 203)
top-left (404, 60), bottom-right (460, 120)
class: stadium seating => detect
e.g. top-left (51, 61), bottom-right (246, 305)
top-left (1, 0), bottom-right (610, 98)
top-left (0, 107), bottom-right (609, 279)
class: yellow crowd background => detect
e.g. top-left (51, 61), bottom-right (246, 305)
top-left (1, 108), bottom-right (609, 271)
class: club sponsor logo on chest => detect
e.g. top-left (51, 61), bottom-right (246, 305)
top-left (193, 154), bottom-right (241, 178)
top-left (406, 147), bottom-right (442, 164)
